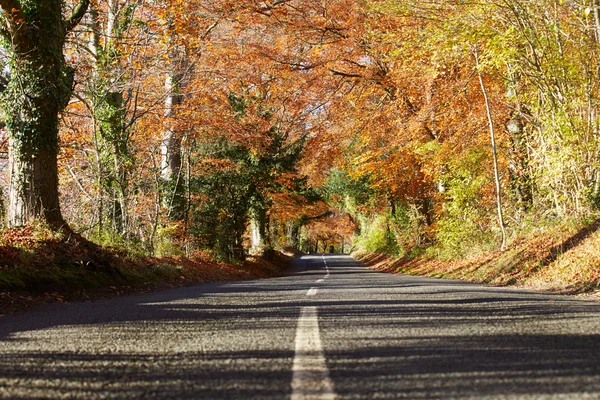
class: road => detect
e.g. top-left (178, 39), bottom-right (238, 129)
top-left (2, 254), bottom-right (600, 399)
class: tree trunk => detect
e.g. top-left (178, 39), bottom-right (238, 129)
top-left (286, 222), bottom-right (300, 249)
top-left (93, 89), bottom-right (130, 235)
top-left (507, 113), bottom-right (533, 211)
top-left (593, 0), bottom-right (600, 43)
top-left (161, 49), bottom-right (187, 222)
top-left (506, 69), bottom-right (533, 212)
top-left (0, 0), bottom-right (89, 227)
top-left (474, 47), bottom-right (507, 251)
top-left (8, 144), bottom-right (63, 226)
top-left (87, 1), bottom-right (134, 237)
top-left (250, 217), bottom-right (263, 252)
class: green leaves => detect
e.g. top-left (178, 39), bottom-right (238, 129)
top-left (190, 91), bottom-right (307, 261)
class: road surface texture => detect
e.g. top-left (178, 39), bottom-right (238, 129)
top-left (2, 254), bottom-right (600, 399)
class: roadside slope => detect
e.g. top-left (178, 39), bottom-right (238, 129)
top-left (0, 225), bottom-right (291, 315)
top-left (356, 220), bottom-right (600, 297)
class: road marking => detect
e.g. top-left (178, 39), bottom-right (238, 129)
top-left (322, 255), bottom-right (330, 279)
top-left (306, 287), bottom-right (318, 296)
top-left (316, 279), bottom-right (324, 283)
top-left (291, 306), bottom-right (336, 400)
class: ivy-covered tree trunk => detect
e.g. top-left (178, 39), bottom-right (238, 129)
top-left (0, 0), bottom-right (89, 227)
top-left (88, 2), bottom-right (134, 237)
top-left (94, 89), bottom-right (130, 235)
top-left (286, 222), bottom-right (300, 249)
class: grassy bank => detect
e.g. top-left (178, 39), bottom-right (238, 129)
top-left (0, 224), bottom-right (291, 315)
top-left (355, 218), bottom-right (600, 297)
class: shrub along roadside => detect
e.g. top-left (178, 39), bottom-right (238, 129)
top-left (0, 224), bottom-right (292, 316)
top-left (355, 218), bottom-right (600, 297)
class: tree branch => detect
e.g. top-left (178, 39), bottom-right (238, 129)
top-left (303, 211), bottom-right (335, 222)
top-left (255, 0), bottom-right (292, 15)
top-left (64, 0), bottom-right (90, 32)
top-left (329, 69), bottom-right (362, 78)
top-left (262, 0), bottom-right (292, 11)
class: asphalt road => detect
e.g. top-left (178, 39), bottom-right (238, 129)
top-left (2, 255), bottom-right (600, 399)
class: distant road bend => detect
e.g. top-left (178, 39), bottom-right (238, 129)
top-left (2, 255), bottom-right (600, 399)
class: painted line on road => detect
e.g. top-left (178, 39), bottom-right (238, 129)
top-left (322, 255), bottom-right (330, 279)
top-left (291, 306), bottom-right (336, 400)
top-left (306, 287), bottom-right (319, 296)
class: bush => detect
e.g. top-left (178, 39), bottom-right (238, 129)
top-left (354, 214), bottom-right (398, 254)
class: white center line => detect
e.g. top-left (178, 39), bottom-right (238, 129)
top-left (306, 287), bottom-right (318, 296)
top-left (322, 255), bottom-right (330, 278)
top-left (291, 306), bottom-right (336, 400)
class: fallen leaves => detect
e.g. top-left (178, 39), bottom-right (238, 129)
top-left (358, 220), bottom-right (600, 297)
top-left (0, 222), bottom-right (292, 316)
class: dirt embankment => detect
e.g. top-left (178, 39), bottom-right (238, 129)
top-left (356, 220), bottom-right (600, 298)
top-left (0, 225), bottom-right (293, 316)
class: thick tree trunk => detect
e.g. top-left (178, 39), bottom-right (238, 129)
top-left (3, 38), bottom-right (65, 226)
top-left (161, 74), bottom-right (182, 180)
top-left (93, 89), bottom-right (130, 235)
top-left (8, 143), bottom-right (63, 226)
top-left (1, 0), bottom-right (89, 227)
top-left (506, 69), bottom-right (533, 212)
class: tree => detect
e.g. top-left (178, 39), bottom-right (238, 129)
top-left (474, 46), bottom-right (507, 251)
top-left (0, 0), bottom-right (89, 227)
top-left (190, 90), bottom-right (306, 261)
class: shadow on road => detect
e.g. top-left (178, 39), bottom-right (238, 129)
top-left (325, 331), bottom-right (600, 398)
top-left (1, 255), bottom-right (600, 398)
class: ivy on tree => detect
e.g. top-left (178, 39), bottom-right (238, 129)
top-left (0, 0), bottom-right (90, 227)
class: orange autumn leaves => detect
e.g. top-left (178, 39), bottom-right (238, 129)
top-left (52, 0), bottom-right (515, 255)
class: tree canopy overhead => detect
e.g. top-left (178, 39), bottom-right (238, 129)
top-left (1, 0), bottom-right (599, 260)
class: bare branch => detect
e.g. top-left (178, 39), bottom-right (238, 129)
top-left (201, 20), bottom-right (219, 40)
top-left (262, 0), bottom-right (292, 11)
top-left (64, 0), bottom-right (90, 33)
top-left (303, 211), bottom-right (335, 222)
top-left (329, 69), bottom-right (362, 78)
top-left (255, 0), bottom-right (292, 15)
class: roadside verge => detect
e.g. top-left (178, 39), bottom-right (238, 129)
top-left (355, 224), bottom-right (600, 299)
top-left (0, 225), bottom-right (292, 316)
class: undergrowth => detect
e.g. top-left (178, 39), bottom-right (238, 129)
top-left (355, 214), bottom-right (600, 295)
top-left (0, 222), bottom-right (291, 301)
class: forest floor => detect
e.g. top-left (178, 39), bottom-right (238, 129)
top-left (0, 224), bottom-right (292, 316)
top-left (356, 219), bottom-right (600, 300)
